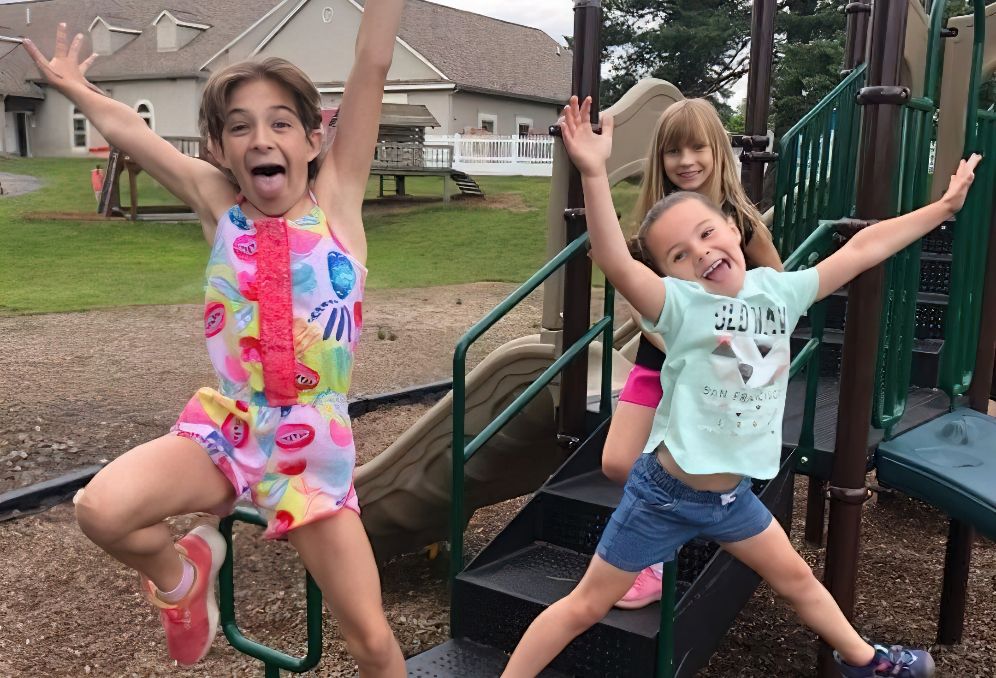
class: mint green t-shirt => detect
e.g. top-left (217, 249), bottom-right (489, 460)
top-left (641, 267), bottom-right (820, 479)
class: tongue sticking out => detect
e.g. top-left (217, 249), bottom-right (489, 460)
top-left (704, 259), bottom-right (731, 282)
top-left (250, 166), bottom-right (287, 198)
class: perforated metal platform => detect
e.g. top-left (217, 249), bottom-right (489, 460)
top-left (406, 638), bottom-right (568, 677)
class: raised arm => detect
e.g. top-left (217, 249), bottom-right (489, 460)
top-left (314, 0), bottom-right (404, 259)
top-left (814, 154), bottom-right (981, 300)
top-left (561, 96), bottom-right (666, 322)
top-left (24, 25), bottom-right (233, 230)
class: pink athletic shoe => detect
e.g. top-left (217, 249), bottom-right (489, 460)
top-left (614, 566), bottom-right (663, 609)
top-left (141, 524), bottom-right (227, 665)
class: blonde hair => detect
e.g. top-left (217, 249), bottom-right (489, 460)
top-left (632, 98), bottom-right (770, 250)
top-left (198, 58), bottom-right (323, 180)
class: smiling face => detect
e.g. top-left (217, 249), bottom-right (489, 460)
top-left (211, 78), bottom-right (322, 216)
top-left (643, 196), bottom-right (746, 297)
top-left (662, 141), bottom-right (715, 193)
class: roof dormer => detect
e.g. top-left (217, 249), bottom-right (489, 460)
top-left (88, 16), bottom-right (141, 56)
top-left (153, 10), bottom-right (210, 52)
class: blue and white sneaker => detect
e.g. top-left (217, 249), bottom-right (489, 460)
top-left (835, 644), bottom-right (935, 677)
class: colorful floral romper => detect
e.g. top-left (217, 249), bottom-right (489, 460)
top-left (173, 196), bottom-right (364, 538)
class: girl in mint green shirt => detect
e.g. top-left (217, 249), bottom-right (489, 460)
top-left (502, 96), bottom-right (980, 678)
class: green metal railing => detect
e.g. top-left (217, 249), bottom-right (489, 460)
top-left (773, 65), bottom-right (866, 257)
top-left (937, 0), bottom-right (994, 399)
top-left (219, 508), bottom-right (323, 677)
top-left (870, 0), bottom-right (951, 433)
top-left (449, 232), bottom-right (615, 629)
top-left (939, 108), bottom-right (996, 398)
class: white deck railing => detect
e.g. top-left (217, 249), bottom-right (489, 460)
top-left (425, 134), bottom-right (554, 176)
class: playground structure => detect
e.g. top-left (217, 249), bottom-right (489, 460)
top-left (202, 0), bottom-right (996, 675)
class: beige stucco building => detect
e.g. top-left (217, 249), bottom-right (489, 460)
top-left (0, 0), bottom-right (572, 157)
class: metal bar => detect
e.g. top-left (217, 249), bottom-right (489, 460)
top-left (656, 561), bottom-right (678, 678)
top-left (450, 233), bottom-right (590, 619)
top-left (938, 518), bottom-right (974, 643)
top-left (219, 508), bottom-right (323, 674)
top-left (843, 0), bottom-right (871, 71)
top-left (967, 122), bottom-right (996, 411)
top-left (742, 0), bottom-right (777, 203)
top-left (465, 317), bottom-right (612, 460)
top-left (558, 0), bottom-right (602, 451)
top-left (789, 338), bottom-right (820, 380)
top-left (600, 282), bottom-right (616, 419)
top-left (817, 0), bottom-right (910, 674)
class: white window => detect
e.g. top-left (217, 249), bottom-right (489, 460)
top-left (515, 116), bottom-right (534, 137)
top-left (135, 101), bottom-right (155, 130)
top-left (478, 112), bottom-right (497, 134)
top-left (71, 106), bottom-right (88, 151)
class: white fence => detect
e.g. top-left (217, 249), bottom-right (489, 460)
top-left (424, 134), bottom-right (554, 176)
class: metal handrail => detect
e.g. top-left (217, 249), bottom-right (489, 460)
top-left (938, 0), bottom-right (993, 399)
top-left (449, 231), bottom-right (615, 630)
top-left (773, 66), bottom-right (866, 256)
top-left (219, 508), bottom-right (323, 677)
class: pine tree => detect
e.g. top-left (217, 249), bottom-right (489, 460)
top-left (599, 0), bottom-right (753, 108)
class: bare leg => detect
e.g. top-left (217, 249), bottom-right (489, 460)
top-left (601, 400), bottom-right (656, 484)
top-left (75, 434), bottom-right (235, 591)
top-left (289, 510), bottom-right (405, 678)
top-left (720, 520), bottom-right (875, 666)
top-left (502, 555), bottom-right (639, 677)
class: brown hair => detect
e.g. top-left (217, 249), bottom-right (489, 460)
top-left (634, 191), bottom-right (729, 269)
top-left (198, 58), bottom-right (323, 181)
top-left (632, 98), bottom-right (771, 251)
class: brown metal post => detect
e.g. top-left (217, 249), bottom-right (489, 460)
top-left (967, 198), bottom-right (996, 412)
top-left (741, 0), bottom-right (776, 203)
top-left (804, 0), bottom-right (872, 549)
top-left (843, 1), bottom-right (872, 72)
top-left (937, 169), bottom-right (996, 644)
top-left (816, 0), bottom-right (909, 675)
top-left (558, 0), bottom-right (601, 447)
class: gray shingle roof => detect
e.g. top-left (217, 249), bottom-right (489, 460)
top-left (393, 0), bottom-right (572, 103)
top-left (0, 0), bottom-right (572, 102)
top-left (0, 0), bottom-right (285, 81)
top-left (0, 40), bottom-right (43, 98)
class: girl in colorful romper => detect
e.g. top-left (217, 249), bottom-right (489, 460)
top-left (24, 3), bottom-right (407, 673)
top-left (607, 98), bottom-right (783, 610)
top-left (502, 96), bottom-right (981, 678)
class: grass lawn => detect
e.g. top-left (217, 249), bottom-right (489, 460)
top-left (0, 157), bottom-right (638, 315)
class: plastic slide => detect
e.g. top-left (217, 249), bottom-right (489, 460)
top-left (355, 335), bottom-right (632, 562)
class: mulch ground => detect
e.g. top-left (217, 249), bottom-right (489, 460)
top-left (1, 285), bottom-right (993, 676)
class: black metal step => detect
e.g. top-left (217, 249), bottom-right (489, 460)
top-left (791, 328), bottom-right (944, 387)
top-left (405, 638), bottom-right (569, 677)
top-left (782, 377), bottom-right (950, 479)
top-left (455, 541), bottom-right (662, 677)
top-left (451, 444), bottom-right (798, 677)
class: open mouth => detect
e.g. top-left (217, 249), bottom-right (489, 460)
top-left (251, 164), bottom-right (286, 177)
top-left (703, 258), bottom-right (730, 280)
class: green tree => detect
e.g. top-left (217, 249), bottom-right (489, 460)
top-left (598, 0), bottom-right (753, 107)
top-left (769, 0), bottom-right (845, 137)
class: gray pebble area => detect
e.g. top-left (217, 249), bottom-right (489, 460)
top-left (0, 171), bottom-right (42, 197)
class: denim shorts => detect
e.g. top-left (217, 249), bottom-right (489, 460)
top-left (595, 453), bottom-right (773, 572)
